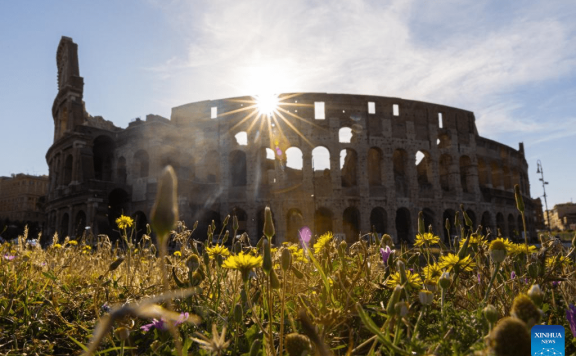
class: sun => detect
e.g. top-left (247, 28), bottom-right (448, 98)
top-left (255, 93), bottom-right (279, 116)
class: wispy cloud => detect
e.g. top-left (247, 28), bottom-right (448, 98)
top-left (147, 0), bottom-right (576, 141)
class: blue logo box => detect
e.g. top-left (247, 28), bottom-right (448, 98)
top-left (531, 325), bottom-right (565, 355)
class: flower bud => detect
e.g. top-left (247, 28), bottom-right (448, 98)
top-left (462, 208), bottom-right (473, 227)
top-left (190, 270), bottom-right (203, 286)
top-left (281, 248), bottom-right (292, 271)
top-left (270, 269), bottom-right (281, 289)
top-left (419, 289), bottom-right (434, 306)
top-left (488, 317), bottom-right (530, 356)
top-left (454, 211), bottom-right (461, 227)
top-left (514, 184), bottom-right (525, 213)
top-left (423, 279), bottom-right (437, 292)
top-left (263, 206), bottom-right (275, 239)
top-left (511, 293), bottom-right (541, 328)
top-left (528, 263), bottom-right (538, 278)
top-left (222, 230), bottom-right (230, 245)
top-left (186, 254), bottom-right (200, 271)
top-left (262, 239), bottom-right (272, 274)
top-left (387, 285), bottom-right (403, 315)
top-left (285, 333), bottom-right (311, 356)
top-left (222, 215), bottom-right (230, 228)
top-left (395, 301), bottom-right (409, 317)
top-left (233, 240), bottom-right (242, 254)
top-left (150, 166), bottom-right (178, 240)
top-left (234, 303), bottom-right (243, 324)
top-left (438, 272), bottom-right (451, 289)
top-left (445, 218), bottom-right (450, 233)
top-left (489, 240), bottom-right (507, 263)
top-left (249, 339), bottom-right (262, 356)
top-left (114, 327), bottom-right (130, 341)
top-left (483, 304), bottom-right (498, 324)
top-left (527, 284), bottom-right (544, 307)
top-left (397, 260), bottom-right (408, 285)
top-left (233, 215), bottom-right (239, 232)
top-left (215, 254), bottom-right (224, 267)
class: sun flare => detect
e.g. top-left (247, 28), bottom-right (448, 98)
top-left (255, 93), bottom-right (280, 116)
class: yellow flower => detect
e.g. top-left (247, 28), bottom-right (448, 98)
top-left (493, 237), bottom-right (514, 251)
top-left (414, 232), bottom-right (440, 247)
top-left (222, 252), bottom-right (262, 280)
top-left (469, 234), bottom-right (487, 246)
top-left (68, 240), bottom-right (78, 246)
top-left (422, 263), bottom-right (442, 281)
top-left (509, 243), bottom-right (537, 256)
top-left (313, 232), bottom-right (333, 254)
top-left (439, 253), bottom-right (476, 272)
top-left (545, 255), bottom-right (571, 269)
top-left (387, 270), bottom-right (423, 289)
top-left (116, 215), bottom-right (134, 230)
top-left (173, 251), bottom-right (182, 257)
top-left (206, 245), bottom-right (231, 260)
top-left (83, 245), bottom-right (92, 250)
top-left (54, 244), bottom-right (62, 249)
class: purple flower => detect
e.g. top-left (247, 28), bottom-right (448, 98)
top-left (101, 302), bottom-right (111, 314)
top-left (140, 312), bottom-right (189, 332)
top-left (510, 271), bottom-right (516, 279)
top-left (477, 273), bottom-right (481, 284)
top-left (3, 255), bottom-right (15, 261)
top-left (552, 281), bottom-right (561, 288)
top-left (380, 246), bottom-right (393, 265)
top-left (567, 304), bottom-right (576, 338)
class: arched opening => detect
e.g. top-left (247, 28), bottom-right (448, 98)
top-left (477, 158), bottom-right (488, 187)
top-left (286, 208), bottom-right (304, 243)
top-left (134, 150), bottom-right (150, 178)
top-left (393, 149), bottom-right (408, 197)
top-left (491, 162), bottom-right (502, 189)
top-left (508, 213), bottom-right (516, 240)
top-left (465, 209), bottom-right (477, 235)
top-left (229, 150), bottom-right (247, 186)
top-left (60, 213), bottom-right (69, 238)
top-left (367, 147), bottom-right (383, 186)
top-left (459, 155), bottom-right (473, 193)
top-left (235, 131), bottom-right (248, 146)
top-left (416, 150), bottom-right (433, 195)
top-left (481, 211), bottom-right (493, 237)
top-left (117, 156), bottom-right (127, 184)
top-left (438, 134), bottom-right (451, 148)
top-left (132, 211), bottom-right (148, 243)
top-left (107, 189), bottom-right (130, 235)
top-left (74, 210), bottom-right (86, 238)
top-left (285, 147), bottom-right (303, 181)
top-left (338, 127), bottom-right (352, 143)
top-left (229, 207), bottom-right (247, 236)
top-left (439, 154), bottom-right (452, 192)
top-left (370, 207), bottom-right (387, 236)
top-left (343, 207), bottom-right (360, 243)
top-left (196, 210), bottom-right (222, 242)
top-left (93, 136), bottom-right (115, 181)
top-left (314, 207), bottom-right (333, 236)
top-left (496, 213), bottom-right (505, 237)
top-left (63, 154), bottom-right (73, 185)
top-left (422, 208), bottom-right (435, 233)
top-left (312, 146), bottom-right (330, 171)
top-left (204, 150), bottom-right (220, 183)
top-left (395, 208), bottom-right (411, 244)
top-left (443, 209), bottom-right (456, 243)
top-left (340, 148), bottom-right (358, 187)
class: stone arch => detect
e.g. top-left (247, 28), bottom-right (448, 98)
top-left (117, 156), bottom-right (127, 184)
top-left (367, 147), bottom-right (383, 186)
top-left (343, 206), bottom-right (360, 243)
top-left (422, 208), bottom-right (435, 233)
top-left (477, 158), bottom-right (488, 187)
top-left (442, 209), bottom-right (456, 243)
top-left (312, 146), bottom-right (330, 171)
top-left (508, 213), bottom-right (516, 239)
top-left (491, 162), bottom-right (502, 189)
top-left (285, 147), bottom-right (303, 181)
top-left (459, 155), bottom-right (473, 193)
top-left (395, 207), bottom-right (412, 244)
top-left (60, 213), bottom-right (69, 238)
top-left (133, 150), bottom-right (150, 178)
top-left (229, 150), bottom-right (247, 186)
top-left (204, 150), bottom-right (220, 183)
top-left (63, 154), bottom-right (73, 185)
top-left (74, 210), bottom-right (86, 238)
top-left (107, 188), bottom-right (130, 232)
top-left (481, 211), bottom-right (493, 237)
top-left (393, 149), bottom-right (409, 197)
top-left (340, 148), bottom-right (358, 187)
top-left (338, 127), bottom-right (352, 143)
top-left (314, 207), bottom-right (333, 236)
top-left (93, 135), bottom-right (115, 181)
top-left (416, 150), bottom-right (433, 195)
top-left (229, 207), bottom-right (247, 235)
top-left (496, 213), bottom-right (505, 237)
top-left (370, 207), bottom-right (387, 236)
top-left (286, 208), bottom-right (304, 243)
top-left (132, 211), bottom-right (148, 242)
top-left (439, 154), bottom-right (452, 192)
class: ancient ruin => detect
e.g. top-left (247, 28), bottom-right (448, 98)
top-left (45, 37), bottom-right (537, 244)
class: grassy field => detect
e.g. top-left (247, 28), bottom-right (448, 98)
top-left (1, 172), bottom-right (575, 355)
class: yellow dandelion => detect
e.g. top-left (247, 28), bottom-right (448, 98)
top-left (83, 245), bottom-right (92, 250)
top-left (387, 270), bottom-right (423, 289)
top-left (439, 253), bottom-right (476, 272)
top-left (222, 252), bottom-right (262, 281)
top-left (206, 245), bottom-right (231, 260)
top-left (509, 243), bottom-right (537, 256)
top-left (422, 263), bottom-right (442, 281)
top-left (313, 232), bottom-right (333, 254)
top-left (414, 232), bottom-right (440, 247)
top-left (469, 234), bottom-right (487, 246)
top-left (68, 240), bottom-right (78, 246)
top-left (493, 237), bottom-right (514, 251)
top-left (116, 215), bottom-right (134, 230)
top-left (173, 251), bottom-right (182, 257)
top-left (53, 243), bottom-right (62, 249)
top-left (546, 255), bottom-right (571, 269)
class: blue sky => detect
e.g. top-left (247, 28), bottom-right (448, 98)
top-left (0, 0), bottom-right (575, 209)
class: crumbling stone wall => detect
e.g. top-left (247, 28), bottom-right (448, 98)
top-left (46, 37), bottom-right (536, 244)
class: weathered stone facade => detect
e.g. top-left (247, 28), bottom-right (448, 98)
top-left (45, 37), bottom-right (536, 243)
top-left (0, 174), bottom-right (48, 224)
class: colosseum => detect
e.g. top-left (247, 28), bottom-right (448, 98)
top-left (45, 36), bottom-right (536, 244)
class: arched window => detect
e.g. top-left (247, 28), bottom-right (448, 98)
top-left (204, 150), bottom-right (220, 183)
top-left (491, 162), bottom-right (502, 189)
top-left (338, 127), bottom-right (352, 143)
top-left (439, 154), bottom-right (452, 192)
top-left (63, 154), bottom-right (73, 185)
top-left (502, 166), bottom-right (512, 190)
top-left (117, 156), bottom-right (127, 184)
top-left (285, 147), bottom-right (303, 181)
top-left (343, 207), bottom-right (360, 243)
top-left (395, 208), bottom-right (411, 244)
top-left (286, 208), bottom-right (304, 243)
top-left (367, 148), bottom-right (383, 186)
top-left (314, 207), bottom-right (333, 236)
top-left (478, 158), bottom-right (488, 187)
top-left (496, 213), bottom-right (505, 237)
top-left (60, 213), bottom-right (69, 238)
top-left (134, 150), bottom-right (150, 178)
top-left (393, 149), bottom-right (408, 197)
top-left (312, 146), bottom-right (330, 171)
top-left (370, 207), bottom-right (387, 236)
top-left (340, 148), bottom-right (358, 187)
top-left (74, 210), bottom-right (86, 238)
top-left (416, 150), bottom-right (432, 193)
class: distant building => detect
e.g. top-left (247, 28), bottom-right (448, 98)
top-left (545, 202), bottom-right (576, 231)
top-left (0, 174), bottom-right (48, 225)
